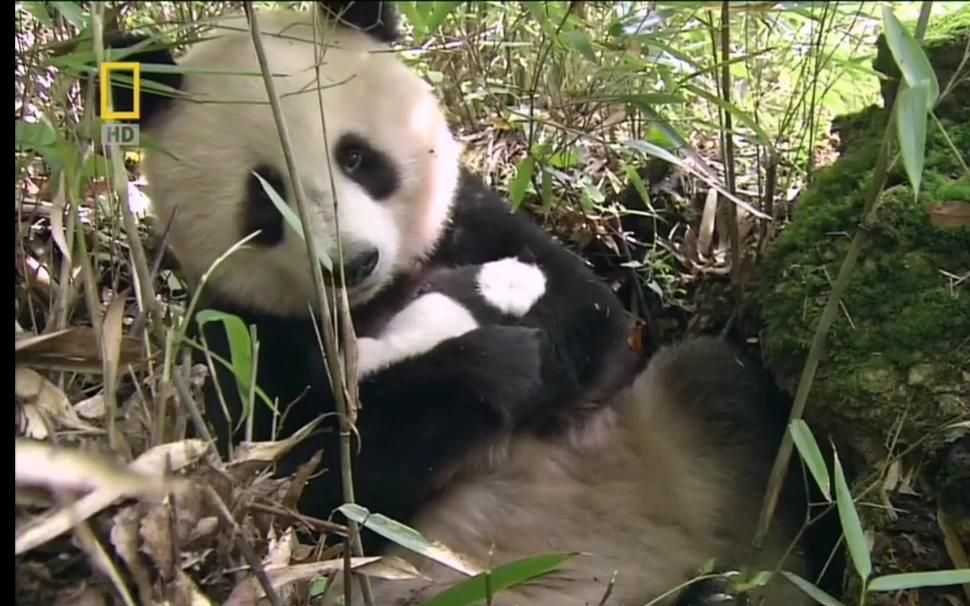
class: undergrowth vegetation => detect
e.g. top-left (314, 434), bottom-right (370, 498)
top-left (14, 2), bottom-right (970, 605)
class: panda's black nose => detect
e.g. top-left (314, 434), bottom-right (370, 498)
top-left (342, 248), bottom-right (380, 286)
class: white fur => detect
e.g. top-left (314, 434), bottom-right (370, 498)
top-left (356, 293), bottom-right (478, 378)
top-left (141, 10), bottom-right (462, 316)
top-left (476, 258), bottom-right (547, 317)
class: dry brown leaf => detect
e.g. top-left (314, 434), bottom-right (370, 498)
top-left (697, 187), bottom-right (718, 257)
top-left (264, 526), bottom-right (296, 568)
top-left (223, 557), bottom-right (396, 606)
top-left (17, 401), bottom-right (51, 439)
top-left (282, 449), bottom-right (323, 510)
top-left (928, 202), bottom-right (970, 230)
top-left (15, 367), bottom-right (101, 433)
top-left (139, 483), bottom-right (208, 576)
top-left (110, 507), bottom-right (155, 604)
top-left (15, 439), bottom-right (209, 555)
top-left (174, 570), bottom-right (216, 606)
top-left (139, 499), bottom-right (176, 578)
top-left (75, 392), bottom-right (106, 420)
top-left (15, 438), bottom-right (183, 497)
top-left (15, 327), bottom-right (73, 352)
top-left (101, 294), bottom-right (127, 393)
top-left (15, 326), bottom-right (145, 374)
top-left (50, 172), bottom-right (73, 265)
top-left (53, 586), bottom-right (109, 606)
top-left (230, 416), bottom-right (325, 466)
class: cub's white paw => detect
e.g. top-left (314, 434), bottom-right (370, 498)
top-left (476, 257), bottom-right (547, 317)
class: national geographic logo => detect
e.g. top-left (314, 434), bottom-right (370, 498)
top-left (100, 61), bottom-right (141, 146)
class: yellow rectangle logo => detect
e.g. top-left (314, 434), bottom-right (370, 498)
top-left (100, 62), bottom-right (141, 121)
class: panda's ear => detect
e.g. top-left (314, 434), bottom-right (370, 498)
top-left (93, 33), bottom-right (182, 127)
top-left (318, 1), bottom-right (400, 43)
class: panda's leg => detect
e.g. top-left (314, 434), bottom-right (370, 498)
top-left (634, 335), bottom-right (811, 605)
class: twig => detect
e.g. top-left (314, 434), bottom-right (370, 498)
top-left (242, 6), bottom-right (374, 605)
top-left (249, 502), bottom-right (348, 536)
top-left (718, 1), bottom-right (742, 305)
top-left (203, 485), bottom-right (283, 606)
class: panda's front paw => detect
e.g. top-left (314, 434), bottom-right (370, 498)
top-left (675, 576), bottom-right (738, 606)
top-left (448, 324), bottom-right (545, 423)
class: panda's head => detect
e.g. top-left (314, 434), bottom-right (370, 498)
top-left (105, 2), bottom-right (462, 316)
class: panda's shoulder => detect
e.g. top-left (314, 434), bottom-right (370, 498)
top-left (432, 169), bottom-right (551, 264)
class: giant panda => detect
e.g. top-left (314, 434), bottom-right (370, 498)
top-left (99, 3), bottom-right (817, 604)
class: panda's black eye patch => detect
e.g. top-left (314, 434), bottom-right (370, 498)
top-left (244, 164), bottom-right (286, 247)
top-left (334, 133), bottom-right (399, 201)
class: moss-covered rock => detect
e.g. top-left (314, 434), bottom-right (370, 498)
top-left (758, 109), bottom-right (969, 461)
top-left (757, 12), bottom-right (970, 603)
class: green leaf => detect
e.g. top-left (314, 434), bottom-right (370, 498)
top-left (397, 2), bottom-right (423, 34)
top-left (424, 1), bottom-right (461, 34)
top-left (309, 578), bottom-right (329, 597)
top-left (780, 572), bottom-right (847, 606)
top-left (547, 149), bottom-right (581, 170)
top-left (82, 154), bottom-right (111, 182)
top-left (582, 181), bottom-right (605, 205)
top-left (833, 448), bottom-right (872, 582)
top-left (508, 156), bottom-right (535, 211)
top-left (560, 30), bottom-right (596, 62)
top-left (896, 83), bottom-right (929, 199)
top-left (419, 552), bottom-right (576, 606)
top-left (51, 1), bottom-right (85, 29)
top-left (683, 83), bottom-right (774, 149)
top-left (868, 569), bottom-right (970, 592)
top-left (339, 504), bottom-right (480, 576)
top-left (789, 419), bottom-right (831, 502)
top-left (252, 171), bottom-right (333, 271)
top-left (195, 309), bottom-right (255, 417)
top-left (881, 6), bottom-right (939, 105)
top-left (16, 119), bottom-right (58, 151)
top-left (624, 139), bottom-right (682, 167)
top-left (624, 165), bottom-right (651, 207)
top-left (621, 93), bottom-right (686, 107)
top-left (20, 2), bottom-right (53, 26)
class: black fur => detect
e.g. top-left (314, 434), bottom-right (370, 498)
top-left (335, 132), bottom-right (401, 201)
top-left (318, 1), bottom-right (400, 43)
top-left (245, 164), bottom-right (288, 246)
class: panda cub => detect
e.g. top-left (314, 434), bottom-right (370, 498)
top-left (356, 253), bottom-right (549, 380)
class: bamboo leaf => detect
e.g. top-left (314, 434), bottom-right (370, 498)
top-left (881, 6), bottom-right (939, 105)
top-left (896, 83), bottom-right (930, 198)
top-left (789, 420), bottom-right (832, 502)
top-left (780, 571), bottom-right (847, 606)
top-left (509, 156), bottom-right (535, 211)
top-left (419, 552), bottom-right (576, 606)
top-left (868, 569), bottom-right (970, 592)
top-left (253, 171), bottom-right (333, 270)
top-left (833, 448), bottom-right (872, 582)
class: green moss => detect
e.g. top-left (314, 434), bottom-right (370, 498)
top-left (924, 3), bottom-right (970, 45)
top-left (757, 111), bottom-right (970, 446)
